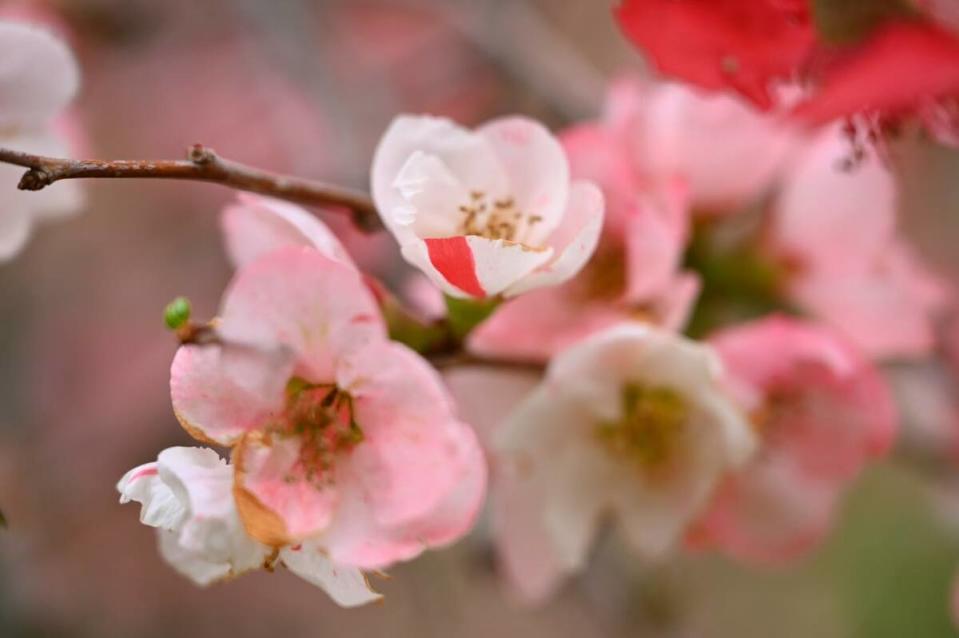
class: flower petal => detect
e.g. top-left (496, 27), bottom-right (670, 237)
top-left (319, 340), bottom-right (486, 569)
top-left (794, 22), bottom-right (959, 125)
top-left (371, 114), bottom-right (508, 240)
top-left (171, 342), bottom-right (295, 446)
top-left (0, 21), bottom-right (79, 128)
top-left (622, 178), bottom-right (690, 303)
top-left (504, 181), bottom-right (604, 297)
top-left (478, 116), bottom-right (570, 244)
top-left (221, 193), bottom-right (353, 269)
top-left (403, 235), bottom-right (553, 299)
top-left (468, 285), bottom-right (630, 363)
top-left (771, 125), bottom-right (896, 275)
top-left (233, 432), bottom-right (340, 545)
top-left (280, 543), bottom-right (382, 607)
top-left (218, 246), bottom-right (386, 381)
top-left (119, 447), bottom-right (269, 584)
top-left (614, 0), bottom-right (814, 109)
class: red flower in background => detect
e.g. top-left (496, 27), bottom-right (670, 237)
top-left (614, 0), bottom-right (814, 109)
top-left (615, 0), bottom-right (959, 145)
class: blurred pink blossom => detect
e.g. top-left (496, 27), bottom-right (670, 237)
top-left (688, 316), bottom-right (896, 564)
top-left (767, 124), bottom-right (950, 359)
top-left (0, 19), bottom-right (84, 260)
top-left (371, 114), bottom-right (604, 299)
top-left (597, 76), bottom-right (802, 212)
top-left (490, 324), bottom-right (754, 602)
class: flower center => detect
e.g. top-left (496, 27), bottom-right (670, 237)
top-left (277, 377), bottom-right (364, 485)
top-left (595, 384), bottom-right (688, 471)
top-left (457, 190), bottom-right (542, 242)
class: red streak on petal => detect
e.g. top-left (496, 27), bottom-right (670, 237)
top-left (130, 467), bottom-right (159, 482)
top-left (425, 236), bottom-right (485, 298)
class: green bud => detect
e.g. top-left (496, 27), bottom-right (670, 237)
top-left (164, 296), bottom-right (192, 330)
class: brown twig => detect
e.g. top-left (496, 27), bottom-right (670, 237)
top-left (0, 144), bottom-right (383, 231)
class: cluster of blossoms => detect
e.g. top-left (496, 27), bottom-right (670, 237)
top-left (0, 4), bottom-right (957, 618)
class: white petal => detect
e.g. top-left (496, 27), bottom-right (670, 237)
top-left (504, 180), bottom-right (604, 297)
top-left (118, 447), bottom-right (269, 584)
top-left (371, 114), bottom-right (508, 240)
top-left (389, 150), bottom-right (470, 240)
top-left (0, 22), bottom-right (79, 128)
top-left (467, 236), bottom-right (553, 297)
top-left (117, 462), bottom-right (186, 530)
top-left (401, 235), bottom-right (553, 299)
top-left (478, 117), bottom-right (570, 245)
top-left (280, 544), bottom-right (382, 607)
top-left (158, 529), bottom-right (233, 587)
top-left (221, 193), bottom-right (354, 269)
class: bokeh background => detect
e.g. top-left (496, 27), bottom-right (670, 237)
top-left (1, 1), bottom-right (958, 636)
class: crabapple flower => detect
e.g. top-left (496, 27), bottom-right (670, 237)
top-left (614, 0), bottom-right (815, 109)
top-left (170, 246), bottom-right (485, 570)
top-left (767, 124), bottom-right (949, 359)
top-left (490, 324), bottom-right (754, 602)
top-left (118, 446), bottom-right (380, 607)
top-left (688, 316), bottom-right (896, 565)
top-left (371, 114), bottom-right (604, 299)
top-left (0, 20), bottom-right (83, 260)
top-left (792, 20), bottom-right (959, 147)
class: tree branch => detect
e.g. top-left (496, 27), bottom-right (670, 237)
top-left (0, 144), bottom-right (383, 231)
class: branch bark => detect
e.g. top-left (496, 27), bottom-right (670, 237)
top-left (0, 144), bottom-right (383, 231)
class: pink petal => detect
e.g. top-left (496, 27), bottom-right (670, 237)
top-left (694, 316), bottom-right (899, 563)
top-left (560, 123), bottom-right (638, 237)
top-left (468, 284), bottom-right (631, 363)
top-left (170, 342), bottom-right (294, 446)
top-left (322, 340), bottom-right (486, 568)
top-left (218, 247), bottom-right (385, 382)
top-left (770, 125), bottom-right (896, 275)
top-left (615, 77), bottom-right (800, 209)
top-left (792, 243), bottom-right (950, 360)
top-left (478, 116), bottom-right (570, 244)
top-left (221, 193), bottom-right (353, 269)
top-left (0, 21), bottom-right (78, 128)
top-left (689, 459), bottom-right (840, 565)
top-left (622, 178), bottom-right (690, 303)
top-left (233, 433), bottom-right (340, 544)
top-left (504, 181), bottom-right (604, 297)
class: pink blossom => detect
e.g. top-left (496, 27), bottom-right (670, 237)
top-left (0, 20), bottom-right (83, 260)
top-left (117, 446), bottom-right (381, 607)
top-left (169, 246), bottom-right (486, 570)
top-left (371, 114), bottom-right (604, 299)
top-left (490, 324), bottom-right (754, 602)
top-left (767, 124), bottom-right (950, 359)
top-left (689, 316), bottom-right (896, 564)
top-left (598, 76), bottom-right (802, 211)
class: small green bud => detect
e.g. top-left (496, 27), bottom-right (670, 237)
top-left (164, 296), bottom-right (192, 330)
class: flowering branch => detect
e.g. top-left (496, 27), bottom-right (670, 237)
top-left (0, 144), bottom-right (383, 231)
